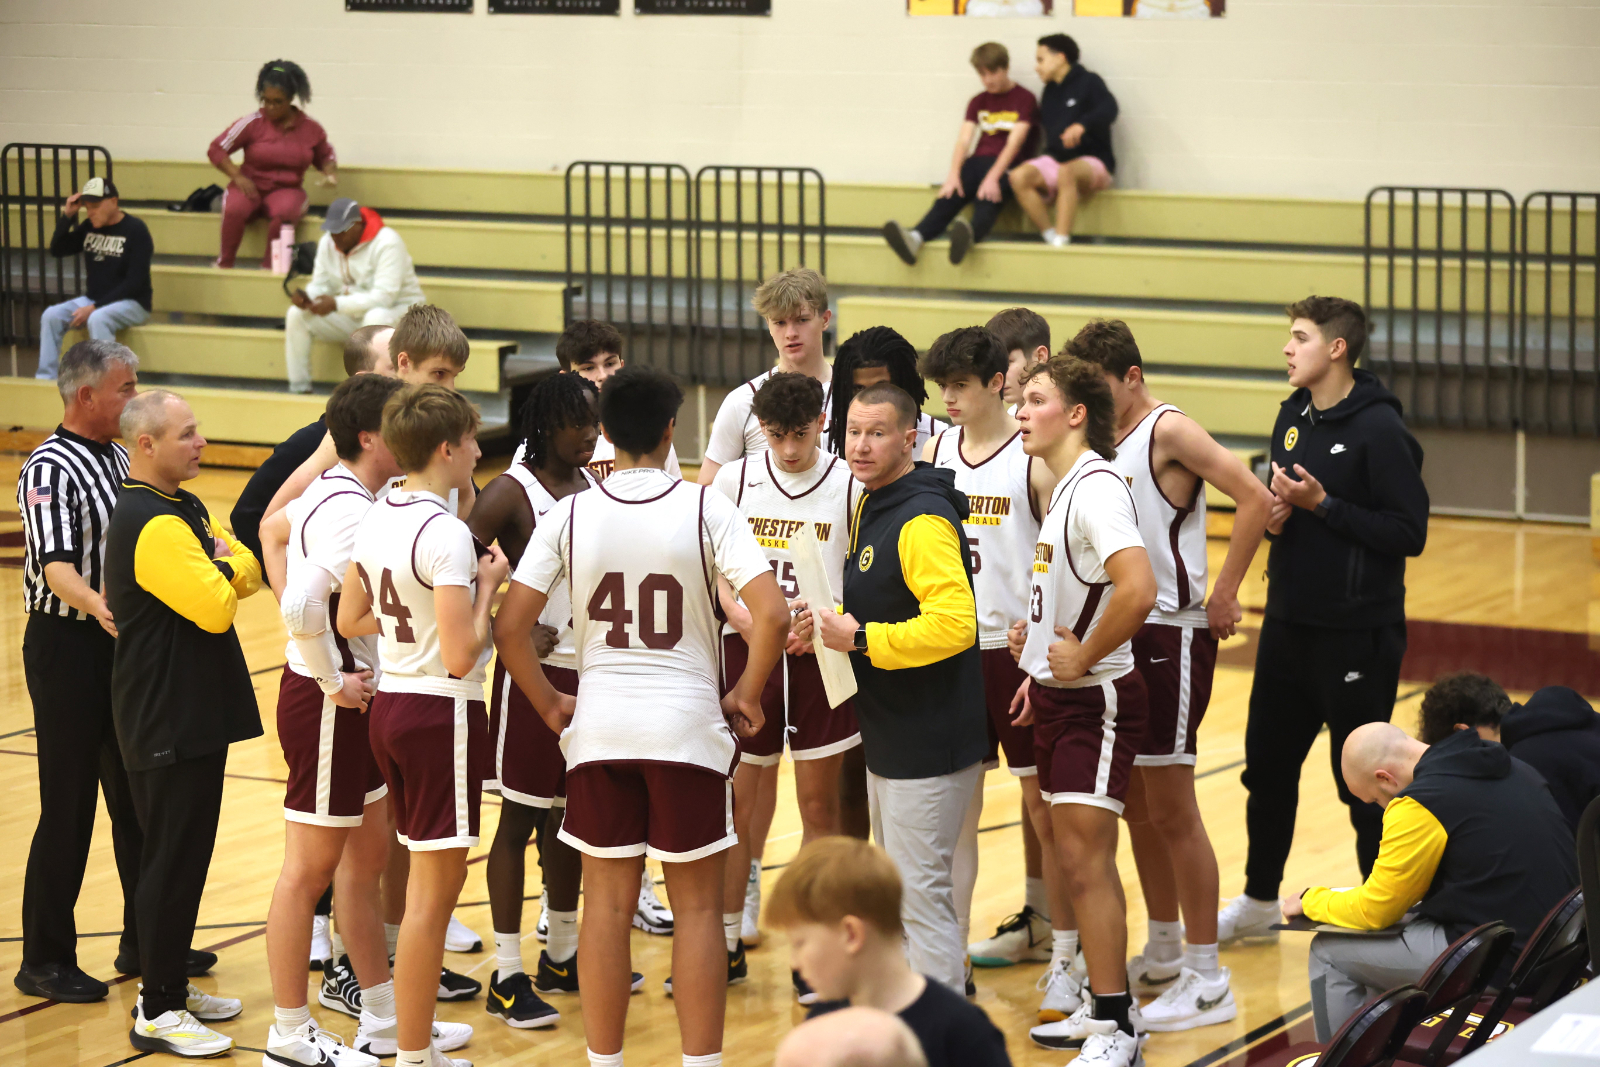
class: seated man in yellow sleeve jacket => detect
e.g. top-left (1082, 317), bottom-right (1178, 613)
top-left (105, 389), bottom-right (263, 1058)
top-left (1283, 720), bottom-right (1576, 1042)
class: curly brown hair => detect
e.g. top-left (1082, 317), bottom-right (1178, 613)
top-left (1020, 357), bottom-right (1117, 460)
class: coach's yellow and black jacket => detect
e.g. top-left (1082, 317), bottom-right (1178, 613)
top-left (104, 479), bottom-right (263, 772)
top-left (1302, 729), bottom-right (1576, 953)
top-left (843, 462), bottom-right (986, 780)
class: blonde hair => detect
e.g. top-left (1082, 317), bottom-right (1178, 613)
top-left (381, 383), bottom-right (480, 473)
top-left (752, 267), bottom-right (829, 321)
top-left (766, 837), bottom-right (902, 936)
top-left (389, 304), bottom-right (470, 370)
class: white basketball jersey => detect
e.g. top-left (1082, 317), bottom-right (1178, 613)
top-left (713, 452), bottom-right (856, 614)
top-left (513, 467), bottom-right (772, 774)
top-left (1112, 404), bottom-right (1209, 627)
top-left (706, 368), bottom-right (835, 464)
top-left (284, 464), bottom-right (379, 676)
top-left (497, 463), bottom-right (600, 670)
top-left (1021, 452), bottom-right (1145, 689)
top-left (915, 412), bottom-right (948, 456)
top-left (931, 428), bottom-right (1039, 649)
top-left (508, 433), bottom-right (681, 482)
top-left (351, 489), bottom-right (488, 700)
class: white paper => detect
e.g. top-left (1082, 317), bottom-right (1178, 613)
top-left (1531, 1014), bottom-right (1600, 1057)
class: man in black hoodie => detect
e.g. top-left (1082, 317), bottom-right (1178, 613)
top-left (1502, 686), bottom-right (1600, 832)
top-left (1283, 722), bottom-right (1576, 1040)
top-left (1219, 296), bottom-right (1430, 943)
top-left (799, 382), bottom-right (987, 995)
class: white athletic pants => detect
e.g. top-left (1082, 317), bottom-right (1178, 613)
top-left (283, 303), bottom-right (409, 392)
top-left (867, 761), bottom-right (984, 994)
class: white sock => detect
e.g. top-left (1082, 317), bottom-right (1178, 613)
top-left (684, 1055), bottom-right (722, 1067)
top-left (494, 930), bottom-right (524, 978)
top-left (1051, 929), bottom-right (1079, 969)
top-left (1146, 920), bottom-right (1183, 964)
top-left (1025, 876), bottom-right (1049, 919)
top-left (588, 1050), bottom-right (624, 1067)
top-left (396, 1051), bottom-right (429, 1067)
top-left (1042, 227), bottom-right (1058, 243)
top-left (547, 909), bottom-right (579, 964)
top-left (723, 912), bottom-right (742, 953)
top-left (330, 930), bottom-right (346, 960)
top-left (361, 979), bottom-right (395, 1019)
top-left (906, 229), bottom-right (924, 253)
top-left (384, 923), bottom-right (401, 956)
top-left (1186, 942), bottom-right (1221, 979)
top-left (273, 1003), bottom-right (312, 1035)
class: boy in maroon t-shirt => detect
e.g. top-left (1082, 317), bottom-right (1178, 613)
top-left (883, 42), bottom-right (1038, 267)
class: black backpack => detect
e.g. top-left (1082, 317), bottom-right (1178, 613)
top-left (282, 240), bottom-right (319, 296)
top-left (167, 184), bottom-right (224, 213)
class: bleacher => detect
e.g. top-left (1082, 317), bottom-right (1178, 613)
top-left (4, 157), bottom-right (1384, 477)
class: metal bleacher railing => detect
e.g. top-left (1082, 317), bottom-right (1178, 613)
top-left (0, 143), bottom-right (114, 355)
top-left (1364, 185), bottom-right (1599, 438)
top-left (565, 160), bottom-right (825, 389)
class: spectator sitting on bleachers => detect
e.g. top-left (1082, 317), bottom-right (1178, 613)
top-left (36, 178), bottom-right (152, 381)
top-left (283, 197), bottom-right (424, 394)
top-left (208, 59), bottom-right (337, 270)
top-left (1282, 720), bottom-right (1576, 1042)
top-left (882, 42), bottom-right (1037, 268)
top-left (1502, 686), bottom-right (1600, 833)
top-left (1009, 34), bottom-right (1118, 248)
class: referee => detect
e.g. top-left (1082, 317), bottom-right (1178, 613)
top-left (15, 340), bottom-right (144, 1002)
top-left (1219, 296), bottom-right (1429, 943)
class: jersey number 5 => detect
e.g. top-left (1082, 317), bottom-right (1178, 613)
top-left (589, 572), bottom-right (684, 650)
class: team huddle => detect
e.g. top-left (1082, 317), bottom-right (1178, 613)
top-left (239, 266), bottom-right (1272, 1067)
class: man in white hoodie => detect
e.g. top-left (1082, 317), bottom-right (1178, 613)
top-left (284, 197), bottom-right (426, 394)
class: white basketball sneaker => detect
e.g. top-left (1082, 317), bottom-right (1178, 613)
top-left (1073, 1027), bottom-right (1144, 1066)
top-left (1032, 1000), bottom-right (1147, 1052)
top-left (1216, 894), bottom-right (1282, 944)
top-left (356, 1014), bottom-right (473, 1057)
top-left (129, 1007), bottom-right (234, 1058)
top-left (310, 913), bottom-right (333, 969)
top-left (1126, 952), bottom-right (1184, 995)
top-left (135, 982), bottom-right (242, 1022)
top-left (633, 869), bottom-right (674, 935)
top-left (264, 1019), bottom-right (380, 1067)
top-left (535, 890), bottom-right (549, 942)
top-left (1036, 956), bottom-right (1085, 1023)
top-left (741, 859), bottom-right (762, 946)
top-left (444, 915), bottom-right (482, 953)
top-left (1139, 966), bottom-right (1237, 1032)
top-left (969, 906), bottom-right (1053, 966)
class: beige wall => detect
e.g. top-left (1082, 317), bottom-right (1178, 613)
top-left (2, 0), bottom-right (1596, 200)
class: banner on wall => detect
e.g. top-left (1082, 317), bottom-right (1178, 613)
top-left (347, 0), bottom-right (472, 9)
top-left (490, 0), bottom-right (619, 10)
top-left (636, 0), bottom-right (770, 12)
top-left (1073, 0), bottom-right (1222, 16)
top-left (907, 0), bottom-right (1053, 13)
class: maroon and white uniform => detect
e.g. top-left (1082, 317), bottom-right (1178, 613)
top-left (705, 368), bottom-right (836, 466)
top-left (931, 427), bottom-right (1040, 776)
top-left (1112, 404), bottom-right (1218, 767)
top-left (711, 452), bottom-right (860, 765)
top-left (486, 463), bottom-right (597, 808)
top-left (513, 468), bottom-right (772, 861)
top-left (1022, 452), bottom-right (1150, 813)
top-left (277, 464), bottom-right (387, 826)
top-left (509, 432), bottom-right (681, 482)
top-left (351, 489), bottom-right (492, 850)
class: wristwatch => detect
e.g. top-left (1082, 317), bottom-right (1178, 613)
top-left (1314, 496), bottom-right (1334, 519)
top-left (853, 627), bottom-right (869, 652)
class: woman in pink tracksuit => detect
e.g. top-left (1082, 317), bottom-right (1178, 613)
top-left (208, 59), bottom-right (338, 269)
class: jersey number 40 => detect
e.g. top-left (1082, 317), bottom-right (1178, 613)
top-left (588, 571), bottom-right (684, 650)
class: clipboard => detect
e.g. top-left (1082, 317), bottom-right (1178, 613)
top-left (789, 523), bottom-right (858, 709)
top-left (1272, 911), bottom-right (1415, 937)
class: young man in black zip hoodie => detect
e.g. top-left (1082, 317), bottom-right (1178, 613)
top-left (1218, 295), bottom-right (1430, 943)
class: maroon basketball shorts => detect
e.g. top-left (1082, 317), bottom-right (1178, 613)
top-left (722, 633), bottom-right (860, 766)
top-left (368, 687), bottom-right (492, 851)
top-left (1131, 623), bottom-right (1218, 767)
top-left (487, 659), bottom-right (576, 808)
top-left (981, 647), bottom-right (1036, 777)
top-left (1029, 669), bottom-right (1150, 815)
top-left (277, 666), bottom-right (388, 826)
top-left (560, 760), bottom-right (736, 862)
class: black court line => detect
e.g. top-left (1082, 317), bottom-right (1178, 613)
top-left (0, 726), bottom-right (35, 740)
top-left (1180, 1001), bottom-right (1313, 1067)
top-left (1197, 757), bottom-right (1246, 781)
top-left (250, 662), bottom-right (288, 677)
top-left (96, 1054), bottom-right (151, 1067)
top-left (0, 920), bottom-right (266, 942)
top-left (225, 771), bottom-right (289, 784)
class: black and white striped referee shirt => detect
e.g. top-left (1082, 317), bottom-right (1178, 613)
top-left (18, 425), bottom-right (129, 619)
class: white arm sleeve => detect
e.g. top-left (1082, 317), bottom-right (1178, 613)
top-left (282, 563), bottom-right (345, 694)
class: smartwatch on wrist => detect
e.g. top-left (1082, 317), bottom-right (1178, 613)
top-left (1314, 496), bottom-right (1334, 520)
top-left (853, 627), bottom-right (869, 652)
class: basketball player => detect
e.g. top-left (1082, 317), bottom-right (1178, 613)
top-left (916, 328), bottom-right (1064, 1006)
top-left (494, 366), bottom-right (789, 1067)
top-left (466, 374), bottom-right (600, 1028)
top-left (266, 374), bottom-right (409, 1067)
top-left (338, 385), bottom-right (507, 1067)
top-left (985, 307), bottom-right (1052, 409)
top-left (710, 372), bottom-right (859, 1001)
top-left (827, 327), bottom-right (947, 458)
top-left (1070, 320), bottom-right (1272, 1031)
top-left (1008, 358), bottom-right (1155, 1066)
top-left (698, 267), bottom-right (837, 943)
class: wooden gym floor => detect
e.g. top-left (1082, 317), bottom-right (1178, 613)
top-left (0, 450), bottom-right (1594, 1067)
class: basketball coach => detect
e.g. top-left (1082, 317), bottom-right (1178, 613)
top-left (802, 382), bottom-right (987, 994)
top-left (1220, 296), bottom-right (1429, 943)
top-left (106, 390), bottom-right (262, 1048)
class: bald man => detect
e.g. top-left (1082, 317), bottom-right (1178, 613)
top-left (1281, 719), bottom-right (1576, 1041)
top-left (776, 1007), bottom-right (929, 1067)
